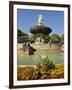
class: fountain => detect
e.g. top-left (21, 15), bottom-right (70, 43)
top-left (18, 14), bottom-right (61, 56)
top-left (29, 14), bottom-right (52, 49)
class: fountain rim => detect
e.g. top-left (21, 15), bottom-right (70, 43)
top-left (30, 25), bottom-right (52, 35)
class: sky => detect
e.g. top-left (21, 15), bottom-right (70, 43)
top-left (17, 9), bottom-right (64, 35)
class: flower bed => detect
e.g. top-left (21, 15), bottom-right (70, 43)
top-left (17, 57), bottom-right (64, 80)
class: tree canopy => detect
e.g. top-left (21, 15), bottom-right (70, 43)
top-left (17, 29), bottom-right (29, 43)
top-left (50, 33), bottom-right (61, 43)
top-left (60, 34), bottom-right (64, 44)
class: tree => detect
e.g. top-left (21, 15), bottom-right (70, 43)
top-left (60, 34), bottom-right (64, 44)
top-left (43, 35), bottom-right (50, 43)
top-left (29, 34), bottom-right (37, 43)
top-left (17, 29), bottom-right (26, 37)
top-left (50, 33), bottom-right (61, 43)
top-left (17, 29), bottom-right (29, 43)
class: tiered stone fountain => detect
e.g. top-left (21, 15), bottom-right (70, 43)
top-left (29, 15), bottom-right (52, 50)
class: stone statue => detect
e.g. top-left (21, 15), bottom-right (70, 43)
top-left (38, 14), bottom-right (44, 26)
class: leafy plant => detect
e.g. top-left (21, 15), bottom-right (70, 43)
top-left (36, 56), bottom-right (55, 77)
top-left (42, 56), bottom-right (55, 70)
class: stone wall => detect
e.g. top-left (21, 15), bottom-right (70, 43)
top-left (17, 43), bottom-right (61, 50)
top-left (31, 43), bottom-right (60, 50)
top-left (17, 43), bottom-right (23, 49)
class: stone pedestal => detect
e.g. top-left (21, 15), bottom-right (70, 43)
top-left (35, 37), bottom-right (44, 44)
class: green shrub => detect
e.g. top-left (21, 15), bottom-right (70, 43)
top-left (36, 56), bottom-right (55, 77)
top-left (42, 56), bottom-right (55, 70)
